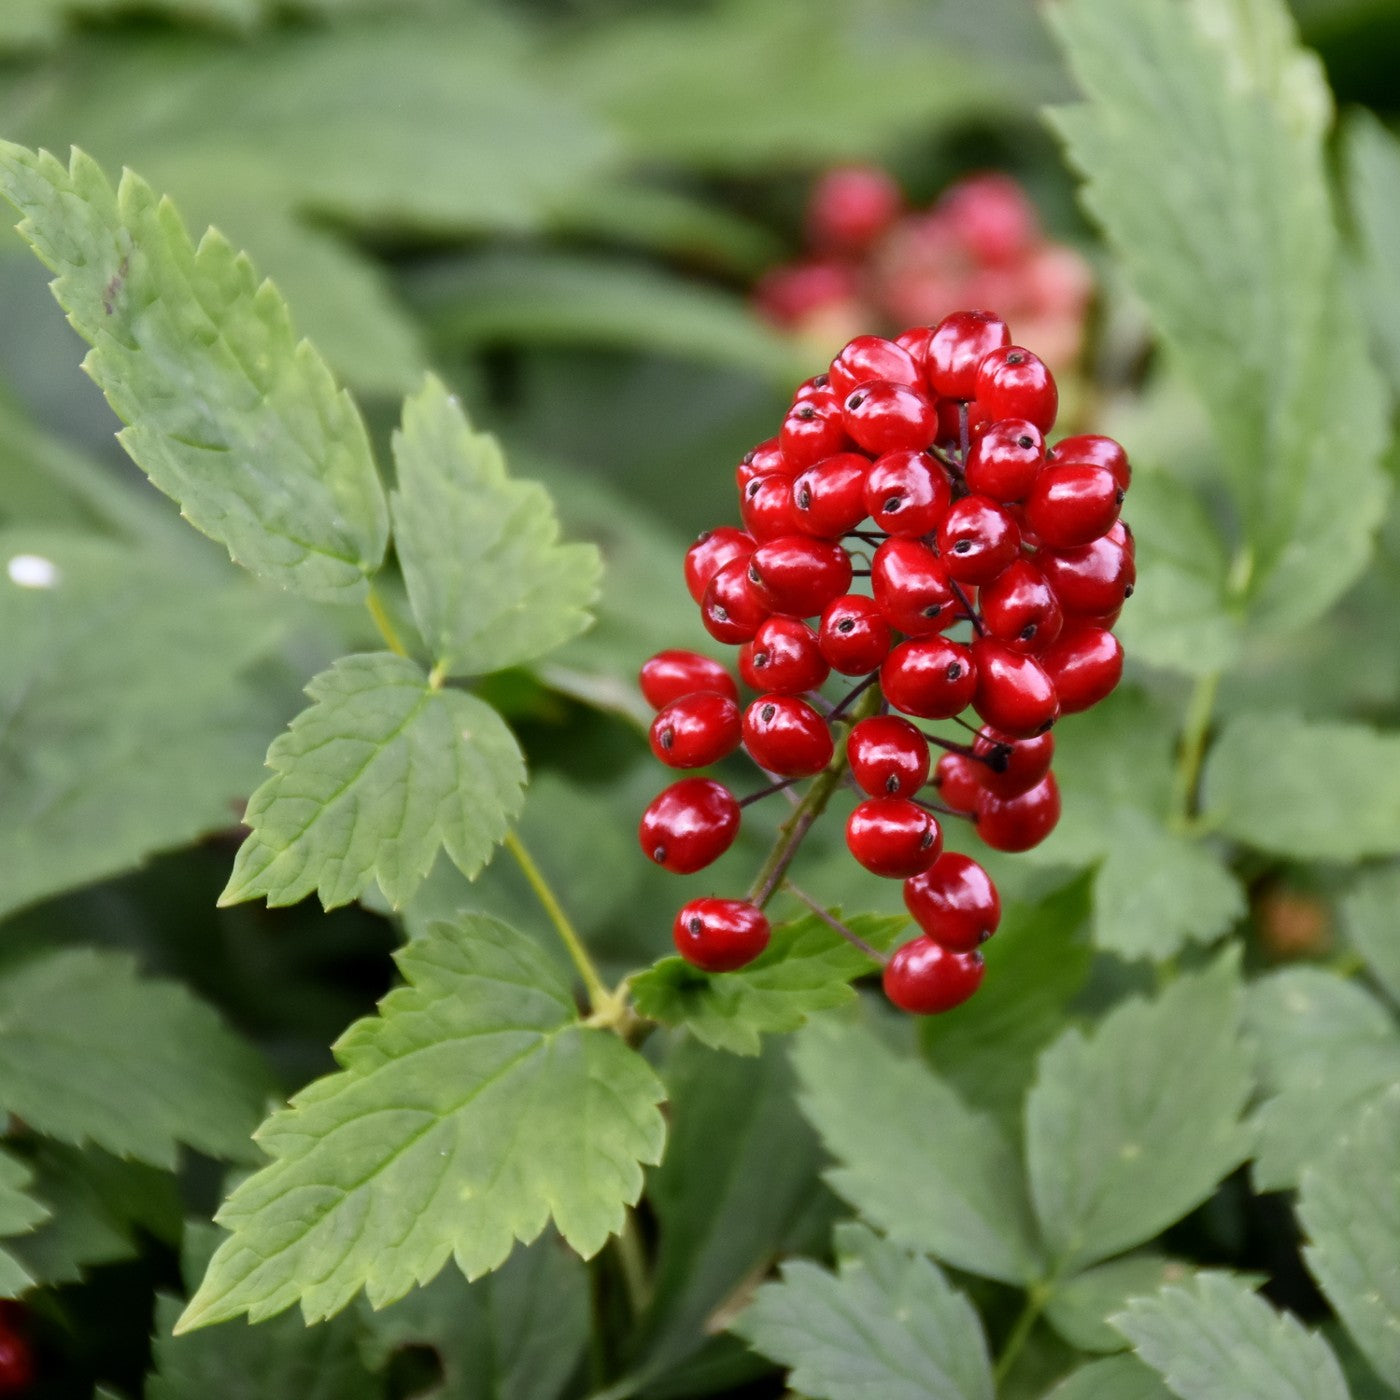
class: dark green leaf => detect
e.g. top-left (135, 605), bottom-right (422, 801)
top-left (1341, 864), bottom-right (1400, 1007)
top-left (0, 1150), bottom-right (47, 1297)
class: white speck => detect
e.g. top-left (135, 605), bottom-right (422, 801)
top-left (8, 554), bottom-right (58, 589)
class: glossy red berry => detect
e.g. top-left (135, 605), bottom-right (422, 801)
top-left (780, 392), bottom-right (851, 469)
top-left (649, 692), bottom-right (742, 769)
top-left (881, 636), bottom-right (978, 719)
top-left (742, 695), bottom-right (834, 776)
top-left (976, 772), bottom-right (1061, 851)
top-left (741, 436), bottom-right (792, 479)
top-left (972, 725), bottom-right (1054, 799)
top-left (639, 778), bottom-right (740, 873)
top-left (742, 473), bottom-right (804, 540)
top-left (1026, 462), bottom-right (1123, 548)
top-left (1052, 432), bottom-right (1130, 491)
top-left (847, 715), bottom-right (931, 798)
top-left (818, 594), bottom-right (894, 674)
top-left (639, 650), bottom-right (739, 710)
top-left (685, 527), bottom-right (754, 604)
top-left (970, 640), bottom-right (1059, 737)
top-left (932, 751), bottom-right (983, 813)
top-left (883, 938), bottom-right (984, 1014)
top-left (937, 495), bottom-right (1021, 585)
top-left (791, 452), bottom-right (871, 538)
top-left (701, 557), bottom-right (769, 644)
top-left (979, 559), bottom-right (1064, 654)
top-left (871, 538), bottom-right (959, 635)
top-left (973, 346), bottom-right (1058, 432)
top-left (863, 449), bottom-right (952, 536)
top-left (1040, 622), bottom-right (1123, 714)
top-left (828, 335), bottom-right (921, 398)
top-left (739, 617), bottom-right (830, 694)
top-left (847, 797), bottom-right (942, 878)
top-left (964, 419), bottom-right (1045, 502)
top-left (747, 536), bottom-right (853, 618)
top-left (1039, 532), bottom-right (1136, 617)
top-left (904, 852), bottom-right (1001, 951)
top-left (673, 898), bottom-right (771, 972)
top-left (808, 166), bottom-right (903, 253)
top-left (925, 310), bottom-right (1011, 400)
top-left (841, 381), bottom-right (938, 455)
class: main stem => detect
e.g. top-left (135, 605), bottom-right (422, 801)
top-left (994, 1286), bottom-right (1049, 1385)
top-left (1169, 670), bottom-right (1220, 832)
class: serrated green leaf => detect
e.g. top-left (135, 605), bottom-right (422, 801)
top-left (630, 912), bottom-right (906, 1057)
top-left (793, 1019), bottom-right (1042, 1285)
top-left (733, 1223), bottom-right (994, 1400)
top-left (1299, 1087), bottom-right (1400, 1389)
top-left (1246, 968), bottom-right (1400, 1190)
top-left (1114, 1272), bottom-right (1351, 1400)
top-left (1341, 865), bottom-right (1400, 1007)
top-left (1048, 0), bottom-right (1389, 629)
top-left (178, 915), bottom-right (666, 1330)
top-left (1092, 811), bottom-right (1244, 962)
top-left (0, 142), bottom-right (388, 600)
top-left (1043, 1355), bottom-right (1174, 1400)
top-left (1046, 1257), bottom-right (1219, 1355)
top-left (1205, 715), bottom-right (1400, 861)
top-left (0, 948), bottom-right (271, 1168)
top-left (1026, 954), bottom-right (1252, 1274)
top-left (0, 1150), bottom-right (48, 1298)
top-left (391, 376), bottom-right (601, 677)
top-left (1342, 110), bottom-right (1400, 395)
top-left (223, 653), bottom-right (525, 911)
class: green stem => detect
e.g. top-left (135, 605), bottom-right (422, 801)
top-left (613, 1209), bottom-right (650, 1318)
top-left (1169, 670), bottom-right (1220, 832)
top-left (994, 1285), bottom-right (1049, 1385)
top-left (366, 585), bottom-right (411, 659)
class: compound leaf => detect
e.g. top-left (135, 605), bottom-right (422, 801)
top-left (1044, 1356), bottom-right (1174, 1400)
top-left (0, 1151), bottom-right (48, 1297)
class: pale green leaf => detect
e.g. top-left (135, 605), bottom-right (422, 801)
top-left (1299, 1087), bottom-right (1400, 1389)
top-left (733, 1223), bottom-right (994, 1400)
top-left (1204, 715), bottom-right (1400, 861)
top-left (178, 915), bottom-right (666, 1330)
top-left (1113, 1272), bottom-right (1351, 1400)
top-left (1043, 1356), bottom-right (1174, 1400)
top-left (1341, 865), bottom-right (1400, 1007)
top-left (1046, 1257), bottom-right (1227, 1355)
top-left (0, 142), bottom-right (388, 600)
top-left (0, 948), bottom-right (272, 1168)
top-left (391, 376), bottom-right (601, 677)
top-left (1246, 968), bottom-right (1400, 1190)
top-left (793, 1019), bottom-right (1043, 1285)
top-left (1026, 954), bottom-right (1252, 1273)
top-left (0, 1150), bottom-right (48, 1298)
top-left (1342, 110), bottom-right (1400, 394)
top-left (629, 912), bottom-right (907, 1058)
top-left (222, 653), bottom-right (525, 911)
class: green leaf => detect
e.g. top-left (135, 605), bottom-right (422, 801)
top-left (1341, 864), bottom-right (1400, 1007)
top-left (1245, 969), bottom-right (1400, 1190)
top-left (1046, 1257), bottom-right (1219, 1355)
top-left (0, 948), bottom-right (271, 1168)
top-left (1299, 1087), bottom-right (1400, 1389)
top-left (1342, 110), bottom-right (1400, 394)
top-left (222, 653), bottom-right (525, 911)
top-left (0, 1150), bottom-right (48, 1297)
top-left (178, 915), bottom-right (666, 1330)
top-left (1025, 954), bottom-right (1252, 1274)
top-left (0, 143), bottom-right (388, 600)
top-left (391, 376), bottom-right (601, 677)
top-left (630, 912), bottom-right (907, 1057)
top-left (1113, 1272), bottom-right (1351, 1400)
top-left (1048, 0), bottom-right (1389, 628)
top-left (1091, 811), bottom-right (1244, 962)
top-left (1204, 715), bottom-right (1400, 861)
top-left (359, 1236), bottom-right (588, 1400)
top-left (1043, 1356), bottom-right (1174, 1400)
top-left (793, 1019), bottom-right (1043, 1285)
top-left (733, 1223), bottom-right (994, 1400)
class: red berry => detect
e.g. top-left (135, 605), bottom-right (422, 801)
top-left (972, 725), bottom-right (1054, 799)
top-left (925, 310), bottom-right (1011, 400)
top-left (979, 559), bottom-right (1064, 654)
top-left (933, 751), bottom-right (983, 813)
top-left (1039, 533), bottom-right (1136, 617)
top-left (940, 172), bottom-right (1039, 267)
top-left (863, 449), bottom-right (953, 536)
top-left (1026, 461), bottom-right (1123, 548)
top-left (964, 418), bottom-right (1045, 502)
top-left (747, 536), bottom-right (853, 618)
top-left (973, 346), bottom-right (1058, 432)
top-left (1052, 432), bottom-right (1130, 491)
top-left (970, 640), bottom-right (1059, 737)
top-left (649, 692), bottom-right (742, 769)
top-left (640, 650), bottom-right (739, 710)
top-left (685, 527), bottom-right (754, 604)
top-left (742, 694), bottom-right (834, 776)
top-left (739, 617), bottom-right (830, 694)
top-left (792, 373), bottom-right (833, 403)
top-left (828, 335), bottom-right (921, 398)
top-left (976, 772), bottom-right (1061, 851)
top-left (818, 594), bottom-right (894, 675)
top-left (847, 797), bottom-right (943, 878)
top-left (639, 778), bottom-right (740, 873)
top-left (841, 381), bottom-right (938, 455)
top-left (883, 938), bottom-right (984, 1014)
top-left (755, 260), bottom-right (859, 329)
top-left (808, 165), bottom-right (903, 253)
top-left (847, 715), bottom-right (931, 798)
top-left (1040, 622), bottom-right (1123, 714)
top-left (781, 392), bottom-right (852, 469)
top-left (741, 474), bottom-right (804, 541)
top-left (740, 435), bottom-right (790, 479)
top-left (791, 452), bottom-right (871, 538)
top-left (937, 495), bottom-right (1021, 585)
top-left (872, 538), bottom-right (959, 635)
top-left (895, 324), bottom-right (933, 361)
top-left (701, 557), bottom-right (770, 644)
top-left (673, 897), bottom-right (771, 972)
top-left (904, 852), bottom-right (1001, 951)
top-left (881, 636), bottom-right (978, 719)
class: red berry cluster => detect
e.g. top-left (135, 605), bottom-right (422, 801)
top-left (639, 311), bottom-right (1132, 1015)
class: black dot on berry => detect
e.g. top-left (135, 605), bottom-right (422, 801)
top-left (761, 703), bottom-right (776, 722)
top-left (1034, 719), bottom-right (1055, 735)
top-left (946, 663), bottom-right (963, 680)
top-left (837, 618), bottom-right (855, 633)
top-left (1115, 488), bottom-right (1126, 504)
top-left (748, 562), bottom-right (761, 583)
top-left (922, 604), bottom-right (941, 618)
top-left (696, 528), bottom-right (714, 543)
top-left (814, 373), bottom-right (829, 387)
top-left (797, 486), bottom-right (812, 509)
top-left (742, 450), bottom-right (755, 465)
top-left (653, 845), bottom-right (667, 864)
top-left (1124, 584), bottom-right (1135, 598)
top-left (714, 606), bottom-right (730, 621)
top-left (1006, 351), bottom-right (1026, 365)
top-left (953, 540), bottom-right (973, 554)
top-left (847, 393), bottom-right (865, 410)
top-left (746, 480), bottom-right (761, 499)
top-left (687, 915), bottom-right (702, 934)
top-left (1019, 624), bottom-right (1037, 641)
top-left (797, 405), bottom-right (816, 421)
top-left (884, 495), bottom-right (903, 513)
top-left (885, 775), bottom-right (900, 794)
top-left (660, 728), bottom-right (674, 750)
top-left (1017, 435), bottom-right (1034, 449)
top-left (988, 745), bottom-right (1011, 773)
top-left (920, 829), bottom-right (935, 848)
top-left (754, 650), bottom-right (770, 667)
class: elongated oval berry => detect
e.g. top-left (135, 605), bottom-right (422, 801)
top-left (848, 715), bottom-right (931, 798)
top-left (904, 852), bottom-right (1001, 951)
top-left (864, 449), bottom-right (952, 536)
top-left (937, 495), bottom-right (1020, 585)
top-left (780, 392), bottom-right (852, 469)
top-left (702, 557), bottom-right (769, 644)
top-left (791, 452), bottom-right (871, 538)
top-left (881, 636), bottom-right (978, 719)
top-left (964, 419), bottom-right (1045, 502)
top-left (639, 778), bottom-right (740, 873)
top-left (975, 773), bottom-right (1060, 852)
top-left (841, 381), bottom-right (938, 455)
top-left (979, 559), bottom-right (1063, 654)
top-left (742, 473), bottom-right (804, 540)
top-left (1052, 432), bottom-right (1130, 491)
top-left (640, 650), bottom-right (739, 710)
top-left (685, 527), bottom-right (754, 604)
top-left (1040, 622), bottom-right (1123, 714)
top-left (673, 897), bottom-right (771, 972)
top-left (925, 310), bottom-right (1011, 400)
top-left (649, 692), bottom-right (742, 769)
top-left (847, 797), bottom-right (942, 878)
top-left (973, 345), bottom-right (1058, 432)
top-left (971, 640), bottom-right (1059, 737)
top-left (739, 617), bottom-right (829, 694)
top-left (742, 694), bottom-right (834, 776)
top-left (932, 751), bottom-right (983, 813)
top-left (872, 538), bottom-right (958, 635)
top-left (1026, 461), bottom-right (1123, 548)
top-left (883, 937), bottom-right (984, 1014)
top-left (747, 536), bottom-right (853, 618)
top-left (1039, 533), bottom-right (1135, 617)
top-left (828, 334), bottom-right (920, 397)
top-left (972, 725), bottom-right (1054, 799)
top-left (818, 594), bottom-right (894, 675)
